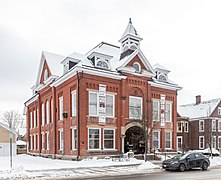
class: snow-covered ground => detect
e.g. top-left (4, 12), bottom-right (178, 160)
top-left (0, 155), bottom-right (159, 179)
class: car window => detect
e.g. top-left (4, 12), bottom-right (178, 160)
top-left (195, 153), bottom-right (203, 158)
top-left (187, 153), bottom-right (195, 159)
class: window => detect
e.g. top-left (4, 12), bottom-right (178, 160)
top-left (42, 103), bottom-right (45, 126)
top-left (106, 95), bottom-right (114, 117)
top-left (44, 69), bottom-right (48, 81)
top-left (185, 122), bottom-right (188, 132)
top-left (46, 132), bottom-right (49, 150)
top-left (177, 136), bottom-right (182, 149)
top-left (199, 120), bottom-right (204, 132)
top-left (218, 120), bottom-right (221, 132)
top-left (158, 74), bottom-right (167, 82)
top-left (104, 129), bottom-right (115, 150)
top-left (177, 122), bottom-right (183, 132)
top-left (218, 107), bottom-right (221, 115)
top-left (59, 97), bottom-right (64, 120)
top-left (30, 135), bottom-right (32, 150)
top-left (46, 101), bottom-right (49, 124)
top-left (129, 96), bottom-right (142, 119)
top-left (71, 91), bottom-right (76, 117)
top-left (30, 112), bottom-right (32, 129)
top-left (89, 92), bottom-right (98, 116)
top-left (97, 60), bottom-right (109, 69)
top-left (165, 132), bottom-right (172, 149)
top-left (152, 100), bottom-right (160, 121)
top-left (71, 128), bottom-right (77, 150)
top-left (88, 128), bottom-right (100, 150)
top-left (212, 120), bottom-right (216, 131)
top-left (33, 110), bottom-right (36, 128)
top-left (42, 133), bottom-right (45, 150)
top-left (199, 136), bottom-right (204, 149)
top-left (133, 62), bottom-right (141, 73)
top-left (211, 136), bottom-right (216, 149)
top-left (36, 134), bottom-right (38, 150)
top-left (218, 137), bottom-right (221, 149)
top-left (33, 134), bottom-right (36, 150)
top-left (152, 131), bottom-right (160, 149)
top-left (50, 99), bottom-right (53, 123)
top-left (59, 129), bottom-right (64, 151)
top-left (165, 102), bottom-right (172, 122)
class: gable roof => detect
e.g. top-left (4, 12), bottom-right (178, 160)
top-left (178, 98), bottom-right (221, 119)
top-left (35, 51), bottom-right (65, 86)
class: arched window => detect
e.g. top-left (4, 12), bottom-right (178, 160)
top-left (44, 69), bottom-right (48, 81)
top-left (130, 45), bottom-right (137, 50)
top-left (97, 61), bottom-right (109, 69)
top-left (158, 74), bottom-right (167, 82)
top-left (133, 62), bottom-right (141, 73)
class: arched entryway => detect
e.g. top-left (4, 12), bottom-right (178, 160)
top-left (124, 126), bottom-right (145, 154)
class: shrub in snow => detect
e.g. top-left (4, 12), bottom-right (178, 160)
top-left (92, 156), bottom-right (98, 160)
top-left (104, 156), bottom-right (110, 160)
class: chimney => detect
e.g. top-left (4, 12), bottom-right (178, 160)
top-left (196, 95), bottom-right (201, 105)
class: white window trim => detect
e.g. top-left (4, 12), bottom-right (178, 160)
top-left (218, 120), bottom-right (221, 132)
top-left (218, 107), bottom-right (221, 115)
top-left (59, 97), bottom-right (64, 121)
top-left (199, 136), bottom-right (204, 149)
top-left (103, 128), bottom-right (115, 150)
top-left (30, 112), bottom-right (32, 129)
top-left (177, 136), bottom-right (183, 150)
top-left (33, 110), bottom-right (36, 128)
top-left (46, 101), bottom-right (50, 124)
top-left (106, 94), bottom-right (115, 118)
top-left (199, 120), bottom-right (204, 132)
top-left (212, 136), bottom-right (216, 149)
top-left (41, 132), bottom-right (45, 150)
top-left (212, 119), bottom-right (216, 132)
top-left (165, 131), bottom-right (172, 149)
top-left (42, 103), bottom-right (45, 126)
top-left (59, 129), bottom-right (64, 151)
top-left (37, 133), bottom-right (39, 150)
top-left (152, 130), bottom-right (160, 149)
top-left (185, 122), bottom-right (189, 132)
top-left (30, 135), bottom-right (32, 150)
top-left (165, 101), bottom-right (172, 122)
top-left (89, 92), bottom-right (98, 116)
top-left (71, 127), bottom-right (77, 150)
top-left (218, 136), bottom-right (221, 149)
top-left (129, 96), bottom-right (143, 119)
top-left (50, 99), bottom-right (53, 123)
top-left (133, 62), bottom-right (141, 73)
top-left (33, 134), bottom-right (36, 150)
top-left (46, 131), bottom-right (49, 150)
top-left (71, 90), bottom-right (77, 117)
top-left (152, 99), bottom-right (160, 121)
top-left (88, 128), bottom-right (101, 151)
top-left (177, 122), bottom-right (183, 132)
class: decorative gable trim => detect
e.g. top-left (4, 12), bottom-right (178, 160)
top-left (117, 49), bottom-right (155, 77)
top-left (35, 52), bottom-right (47, 86)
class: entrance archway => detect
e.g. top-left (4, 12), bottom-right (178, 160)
top-left (124, 126), bottom-right (145, 154)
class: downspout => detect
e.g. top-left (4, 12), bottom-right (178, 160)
top-left (77, 71), bottom-right (83, 161)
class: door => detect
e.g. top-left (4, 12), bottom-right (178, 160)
top-left (186, 153), bottom-right (196, 168)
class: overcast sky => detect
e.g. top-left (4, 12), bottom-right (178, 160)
top-left (1, 0), bottom-right (221, 115)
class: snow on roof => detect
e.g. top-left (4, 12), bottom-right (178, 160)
top-left (16, 140), bottom-right (26, 146)
top-left (178, 98), bottom-right (221, 119)
top-left (43, 51), bottom-right (65, 76)
top-left (153, 63), bottom-right (170, 72)
top-left (120, 18), bottom-right (142, 40)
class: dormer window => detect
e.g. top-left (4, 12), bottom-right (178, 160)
top-left (44, 69), bottom-right (48, 81)
top-left (133, 62), bottom-right (141, 73)
top-left (97, 60), bottom-right (109, 69)
top-left (159, 74), bottom-right (167, 82)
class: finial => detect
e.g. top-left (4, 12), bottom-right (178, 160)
top-left (129, 18), bottom-right (132, 24)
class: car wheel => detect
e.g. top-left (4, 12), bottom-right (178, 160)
top-left (179, 164), bottom-right (186, 172)
top-left (202, 162), bottom-right (208, 170)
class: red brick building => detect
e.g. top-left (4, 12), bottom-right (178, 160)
top-left (178, 95), bottom-right (221, 152)
top-left (25, 19), bottom-right (181, 159)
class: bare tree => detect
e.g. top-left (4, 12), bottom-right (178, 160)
top-left (2, 110), bottom-right (23, 132)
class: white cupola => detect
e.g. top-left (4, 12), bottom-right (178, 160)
top-left (119, 18), bottom-right (143, 54)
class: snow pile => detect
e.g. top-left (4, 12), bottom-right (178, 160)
top-left (137, 161), bottom-right (159, 170)
top-left (209, 156), bottom-right (221, 167)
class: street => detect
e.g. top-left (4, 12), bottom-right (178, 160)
top-left (85, 166), bottom-right (221, 180)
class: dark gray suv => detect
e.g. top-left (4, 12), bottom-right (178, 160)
top-left (162, 152), bottom-right (210, 172)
